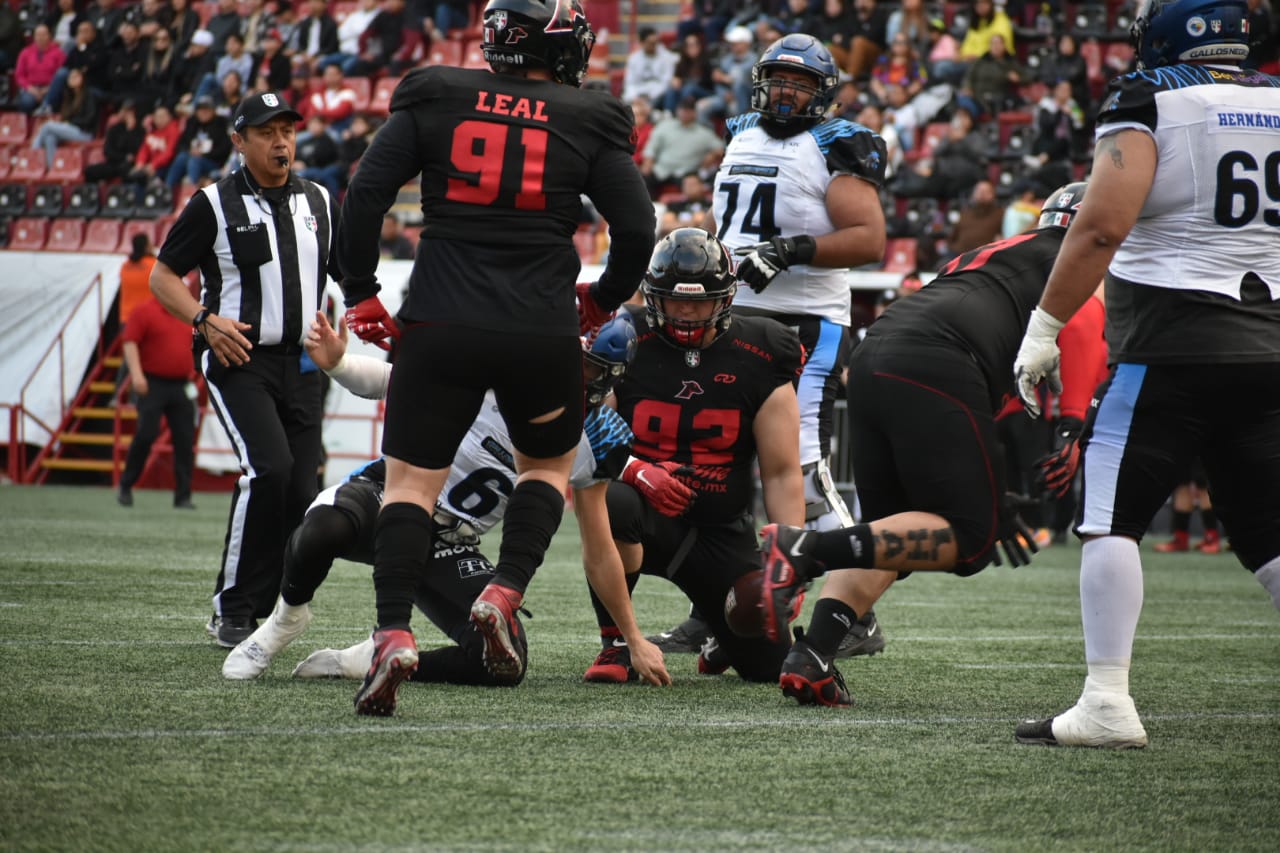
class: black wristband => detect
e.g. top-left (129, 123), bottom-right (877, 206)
top-left (191, 308), bottom-right (210, 328)
top-left (790, 234), bottom-right (818, 266)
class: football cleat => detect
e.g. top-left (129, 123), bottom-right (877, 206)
top-left (779, 628), bottom-right (852, 707)
top-left (214, 615), bottom-right (258, 649)
top-left (353, 628), bottom-right (419, 717)
top-left (834, 608), bottom-right (886, 659)
top-left (470, 583), bottom-right (527, 681)
top-left (645, 615), bottom-right (712, 653)
top-left (583, 641), bottom-right (638, 683)
top-left (222, 599), bottom-right (312, 680)
top-left (758, 524), bottom-right (817, 643)
top-left (696, 635), bottom-right (731, 675)
top-left (1154, 532), bottom-right (1190, 553)
top-left (1196, 529), bottom-right (1222, 554)
top-left (1015, 690), bottom-right (1148, 749)
top-left (292, 636), bottom-right (376, 680)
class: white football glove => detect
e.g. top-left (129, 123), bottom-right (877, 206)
top-left (1013, 306), bottom-right (1066, 418)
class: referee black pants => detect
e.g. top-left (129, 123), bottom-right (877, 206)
top-left (202, 346), bottom-right (323, 621)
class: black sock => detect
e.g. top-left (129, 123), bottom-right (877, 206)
top-left (494, 479), bottom-right (565, 594)
top-left (411, 643), bottom-right (516, 686)
top-left (1171, 510), bottom-right (1192, 534)
top-left (373, 502), bottom-right (433, 630)
top-left (804, 598), bottom-right (860, 656)
top-left (588, 573), bottom-right (638, 629)
top-left (809, 524), bottom-right (877, 572)
top-left (280, 505), bottom-right (356, 606)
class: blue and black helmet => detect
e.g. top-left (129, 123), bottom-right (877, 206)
top-left (1130, 0), bottom-right (1249, 69)
top-left (750, 33), bottom-right (839, 132)
top-left (584, 312), bottom-right (637, 408)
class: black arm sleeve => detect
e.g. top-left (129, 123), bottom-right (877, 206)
top-left (335, 109), bottom-right (424, 306)
top-left (585, 146), bottom-right (656, 313)
top-left (156, 191), bottom-right (217, 276)
top-left (326, 191), bottom-right (342, 282)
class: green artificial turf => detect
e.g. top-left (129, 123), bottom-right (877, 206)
top-left (1, 485), bottom-right (1276, 851)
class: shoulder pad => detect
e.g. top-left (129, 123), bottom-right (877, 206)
top-left (809, 118), bottom-right (887, 187)
top-left (389, 66), bottom-right (449, 113)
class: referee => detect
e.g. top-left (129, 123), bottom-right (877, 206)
top-left (151, 91), bottom-right (340, 650)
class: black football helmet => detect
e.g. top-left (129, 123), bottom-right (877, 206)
top-left (750, 33), bottom-right (839, 134)
top-left (583, 312), bottom-right (638, 409)
top-left (1037, 182), bottom-right (1088, 229)
top-left (642, 228), bottom-right (736, 349)
top-left (481, 0), bottom-right (595, 87)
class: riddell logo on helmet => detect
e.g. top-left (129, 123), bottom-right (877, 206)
top-left (776, 52), bottom-right (805, 63)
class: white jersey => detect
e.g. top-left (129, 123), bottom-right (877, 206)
top-left (713, 114), bottom-right (887, 324)
top-left (1101, 65), bottom-right (1280, 298)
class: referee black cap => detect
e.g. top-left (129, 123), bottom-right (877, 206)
top-left (233, 92), bottom-right (303, 133)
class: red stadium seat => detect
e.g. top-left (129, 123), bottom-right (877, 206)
top-left (0, 143), bottom-right (10, 180)
top-left (154, 215), bottom-right (177, 248)
top-left (116, 219), bottom-right (158, 254)
top-left (346, 76), bottom-right (371, 113)
top-left (46, 146), bottom-right (84, 183)
top-left (427, 40), bottom-right (463, 67)
top-left (80, 217), bottom-right (122, 253)
top-left (461, 39), bottom-right (489, 69)
top-left (82, 140), bottom-right (106, 168)
top-left (882, 237), bottom-right (919, 274)
top-left (0, 111), bottom-right (28, 144)
top-left (173, 182), bottom-right (200, 213)
top-left (8, 149), bottom-right (46, 182)
top-left (369, 76), bottom-right (400, 116)
top-left (45, 217), bottom-right (85, 251)
top-left (7, 216), bottom-right (48, 250)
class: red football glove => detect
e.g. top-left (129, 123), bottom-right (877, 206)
top-left (1036, 440), bottom-right (1080, 499)
top-left (576, 281), bottom-right (613, 337)
top-left (621, 457), bottom-right (696, 518)
top-left (344, 296), bottom-right (400, 351)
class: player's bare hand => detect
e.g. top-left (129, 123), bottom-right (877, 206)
top-left (304, 311), bottom-right (347, 371)
top-left (199, 314), bottom-right (253, 367)
top-left (629, 637), bottom-right (672, 686)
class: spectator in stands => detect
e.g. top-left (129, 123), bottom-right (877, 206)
top-left (778, 0), bottom-right (825, 34)
top-left (14, 24), bottom-right (66, 113)
top-left (335, 112), bottom-right (372, 184)
top-left (886, 0), bottom-right (932, 60)
top-left (958, 32), bottom-right (1024, 118)
top-left (291, 0), bottom-right (339, 75)
top-left (272, 0), bottom-right (300, 50)
top-left (676, 0), bottom-right (736, 45)
top-left (658, 172), bottom-right (714, 236)
top-left (83, 0), bottom-right (126, 50)
top-left (211, 69), bottom-right (246, 123)
top-left (855, 100), bottom-right (901, 179)
top-left (251, 28), bottom-right (292, 94)
top-left (300, 64), bottom-right (357, 136)
top-left (924, 15), bottom-right (963, 84)
top-left (422, 0), bottom-right (471, 42)
top-left (661, 33), bottom-right (716, 114)
top-left (810, 0), bottom-right (857, 61)
top-left (943, 179), bottom-right (1004, 258)
top-left (294, 113), bottom-right (343, 193)
top-left (30, 66), bottom-right (99, 169)
top-left (137, 24), bottom-right (179, 111)
top-left (959, 0), bottom-right (1014, 62)
top-left (45, 0), bottom-right (81, 52)
top-left (1024, 78), bottom-right (1084, 197)
top-left (1002, 178), bottom-right (1041, 237)
top-left (622, 27), bottom-right (678, 108)
top-left (319, 0), bottom-right (380, 74)
top-left (868, 30), bottom-right (929, 105)
top-left (891, 105), bottom-right (988, 198)
top-left (346, 0), bottom-right (406, 77)
top-left (844, 0), bottom-right (890, 79)
top-left (172, 29), bottom-right (218, 116)
top-left (127, 102), bottom-right (181, 192)
top-left (630, 96), bottom-right (655, 167)
top-left (85, 98), bottom-right (145, 183)
top-left (198, 31), bottom-right (253, 100)
top-left (38, 21), bottom-right (107, 116)
top-left (703, 25), bottom-right (757, 122)
top-left (242, 0), bottom-right (278, 54)
top-left (134, 0), bottom-right (174, 42)
top-left (1038, 32), bottom-right (1090, 113)
top-left (284, 64), bottom-right (313, 111)
top-left (169, 0), bottom-right (201, 51)
top-left (167, 96), bottom-right (232, 189)
top-left (205, 0), bottom-right (245, 55)
top-left (379, 213), bottom-right (415, 259)
top-left (880, 77), bottom-right (954, 154)
top-left (106, 19), bottom-right (146, 102)
top-left (640, 94), bottom-right (724, 198)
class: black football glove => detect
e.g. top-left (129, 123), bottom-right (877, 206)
top-left (989, 492), bottom-right (1040, 568)
top-left (733, 235), bottom-right (817, 293)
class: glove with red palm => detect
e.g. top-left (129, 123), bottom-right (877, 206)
top-left (576, 281), bottom-right (614, 337)
top-left (344, 296), bottom-right (400, 351)
top-left (621, 457), bottom-right (696, 517)
top-left (1036, 416), bottom-right (1084, 499)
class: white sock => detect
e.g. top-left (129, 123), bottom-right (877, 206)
top-left (1079, 537), bottom-right (1143, 693)
top-left (277, 599), bottom-right (308, 625)
top-left (1256, 556), bottom-right (1280, 611)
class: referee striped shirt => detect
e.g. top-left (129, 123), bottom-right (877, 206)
top-left (158, 170), bottom-right (340, 346)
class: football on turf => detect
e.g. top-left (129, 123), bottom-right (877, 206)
top-left (724, 569), bottom-right (765, 638)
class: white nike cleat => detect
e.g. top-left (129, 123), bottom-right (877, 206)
top-left (1016, 690), bottom-right (1148, 749)
top-left (222, 598), bottom-right (312, 680)
top-left (291, 636), bottom-right (376, 680)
